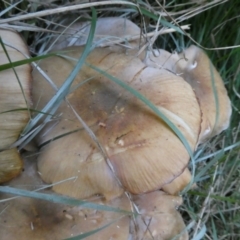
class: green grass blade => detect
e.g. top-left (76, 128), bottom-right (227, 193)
top-left (0, 108), bottom-right (52, 115)
top-left (188, 191), bottom-right (240, 204)
top-left (211, 218), bottom-right (218, 240)
top-left (193, 225), bottom-right (207, 240)
top-left (0, 52), bottom-right (56, 71)
top-left (196, 141), bottom-right (240, 162)
top-left (194, 151), bottom-right (224, 183)
top-left (0, 186), bottom-right (132, 214)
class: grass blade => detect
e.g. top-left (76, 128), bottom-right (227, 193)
top-left (0, 186), bottom-right (132, 214)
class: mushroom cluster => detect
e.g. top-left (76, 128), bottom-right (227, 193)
top-left (0, 18), bottom-right (231, 239)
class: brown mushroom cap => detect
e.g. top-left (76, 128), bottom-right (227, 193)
top-left (33, 46), bottom-right (201, 199)
top-left (0, 154), bottom-right (188, 240)
top-left (0, 29), bottom-right (31, 183)
top-left (174, 45), bottom-right (232, 143)
top-left (132, 190), bottom-right (188, 240)
top-left (0, 155), bottom-right (131, 240)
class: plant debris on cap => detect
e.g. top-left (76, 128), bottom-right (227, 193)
top-left (33, 46), bottom-right (201, 200)
top-left (0, 29), bottom-right (32, 183)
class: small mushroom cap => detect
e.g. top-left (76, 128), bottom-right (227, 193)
top-left (0, 155), bottom-right (131, 240)
top-left (0, 28), bottom-right (31, 183)
top-left (33, 46), bottom-right (201, 199)
top-left (175, 45), bottom-right (232, 143)
top-left (132, 190), bottom-right (188, 240)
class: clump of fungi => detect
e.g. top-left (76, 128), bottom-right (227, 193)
top-left (0, 18), bottom-right (231, 240)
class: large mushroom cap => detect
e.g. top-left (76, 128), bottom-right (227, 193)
top-left (0, 154), bottom-right (188, 240)
top-left (33, 46), bottom-right (201, 199)
top-left (174, 45), bottom-right (232, 143)
top-left (0, 29), bottom-right (31, 183)
top-left (0, 154), bottom-right (131, 240)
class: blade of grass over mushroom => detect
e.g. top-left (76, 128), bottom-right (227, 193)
top-left (19, 103), bottom-right (63, 150)
top-left (87, 62), bottom-right (194, 160)
top-left (0, 186), bottom-right (132, 215)
top-left (21, 8), bottom-right (97, 142)
top-left (0, 177), bottom-right (77, 203)
top-left (0, 108), bottom-right (51, 151)
top-left (0, 52), bottom-right (57, 71)
top-left (64, 217), bottom-right (124, 240)
top-left (0, 108), bottom-right (53, 116)
top-left (38, 128), bottom-right (83, 149)
top-left (0, 38), bottom-right (30, 119)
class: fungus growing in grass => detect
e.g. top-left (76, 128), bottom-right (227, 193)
top-left (33, 46), bottom-right (201, 200)
top-left (0, 155), bottom-right (188, 240)
top-left (0, 17), bottom-right (232, 240)
top-left (0, 29), bottom-right (31, 183)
